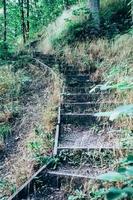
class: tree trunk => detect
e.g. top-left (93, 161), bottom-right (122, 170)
top-left (26, 0), bottom-right (30, 39)
top-left (63, 0), bottom-right (69, 9)
top-left (131, 0), bottom-right (133, 24)
top-left (88, 0), bottom-right (100, 30)
top-left (19, 0), bottom-right (26, 43)
top-left (3, 0), bottom-right (7, 42)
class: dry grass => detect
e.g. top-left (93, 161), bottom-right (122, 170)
top-left (0, 66), bottom-right (22, 151)
top-left (0, 65), bottom-right (23, 96)
top-left (57, 33), bottom-right (133, 74)
top-left (37, 2), bottom-right (88, 54)
top-left (0, 62), bottom-right (61, 198)
top-left (42, 77), bottom-right (61, 132)
top-left (54, 33), bottom-right (133, 140)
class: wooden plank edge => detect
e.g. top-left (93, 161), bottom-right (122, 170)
top-left (53, 103), bottom-right (61, 156)
top-left (8, 164), bottom-right (48, 200)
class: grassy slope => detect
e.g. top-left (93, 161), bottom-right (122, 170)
top-left (0, 59), bottom-right (61, 198)
top-left (0, 0), bottom-right (133, 198)
top-left (43, 1), bottom-right (133, 198)
top-left (42, 0), bottom-right (132, 148)
top-left (58, 33), bottom-right (133, 145)
top-left (36, 0), bottom-right (133, 149)
top-left (37, 1), bottom-right (133, 198)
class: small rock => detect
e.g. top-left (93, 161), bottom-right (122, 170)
top-left (15, 136), bottom-right (20, 141)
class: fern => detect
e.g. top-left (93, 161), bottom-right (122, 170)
top-left (96, 155), bottom-right (133, 200)
top-left (90, 81), bottom-right (133, 93)
top-left (94, 105), bottom-right (133, 121)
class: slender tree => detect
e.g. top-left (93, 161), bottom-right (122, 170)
top-left (19, 0), bottom-right (26, 43)
top-left (3, 0), bottom-right (7, 42)
top-left (63, 0), bottom-right (69, 9)
top-left (131, 0), bottom-right (133, 24)
top-left (26, 0), bottom-right (30, 39)
top-left (88, 0), bottom-right (100, 30)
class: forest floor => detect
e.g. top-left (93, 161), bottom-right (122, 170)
top-left (0, 56), bottom-right (60, 199)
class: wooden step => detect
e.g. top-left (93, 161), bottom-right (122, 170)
top-left (64, 87), bottom-right (92, 93)
top-left (66, 80), bottom-right (97, 87)
top-left (63, 93), bottom-right (100, 103)
top-left (8, 165), bottom-right (88, 200)
top-left (64, 75), bottom-right (90, 82)
top-left (8, 149), bottom-right (130, 200)
top-left (61, 101), bottom-right (122, 105)
top-left (48, 171), bottom-right (89, 179)
top-left (61, 102), bottom-right (120, 113)
top-left (60, 65), bottom-right (78, 71)
top-left (57, 146), bottom-right (121, 151)
top-left (26, 173), bottom-right (91, 200)
top-left (60, 69), bottom-right (91, 75)
top-left (61, 113), bottom-right (111, 126)
top-left (48, 149), bottom-right (128, 180)
top-left (59, 124), bottom-right (121, 149)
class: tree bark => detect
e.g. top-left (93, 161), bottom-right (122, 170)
top-left (19, 0), bottom-right (26, 43)
top-left (131, 0), bottom-right (133, 24)
top-left (3, 0), bottom-right (7, 42)
top-left (88, 0), bottom-right (100, 30)
top-left (63, 0), bottom-right (69, 9)
top-left (26, 0), bottom-right (30, 39)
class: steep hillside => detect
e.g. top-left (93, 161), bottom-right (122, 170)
top-left (0, 0), bottom-right (133, 199)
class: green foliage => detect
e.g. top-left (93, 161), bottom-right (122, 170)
top-left (89, 80), bottom-right (133, 93)
top-left (97, 172), bottom-right (125, 182)
top-left (0, 65), bottom-right (21, 97)
top-left (0, 123), bottom-right (11, 139)
top-left (94, 105), bottom-right (133, 120)
top-left (120, 129), bottom-right (133, 148)
top-left (27, 125), bottom-right (55, 165)
top-left (100, 0), bottom-right (131, 37)
top-left (0, 0), bottom-right (131, 56)
top-left (100, 81), bottom-right (133, 91)
top-left (0, 178), bottom-right (16, 199)
top-left (68, 189), bottom-right (86, 200)
top-left (52, 0), bottom-right (132, 49)
top-left (0, 0), bottom-right (81, 55)
top-left (106, 187), bottom-right (129, 200)
top-left (95, 155), bottom-right (133, 200)
top-left (0, 42), bottom-right (10, 59)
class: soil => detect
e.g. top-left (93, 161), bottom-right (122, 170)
top-left (29, 187), bottom-right (67, 200)
top-left (0, 62), bottom-right (51, 188)
top-left (59, 124), bottom-right (121, 148)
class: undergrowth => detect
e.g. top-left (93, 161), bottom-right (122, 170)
top-left (36, 1), bottom-right (133, 199)
top-left (56, 151), bottom-right (133, 200)
top-left (53, 32), bottom-right (133, 147)
top-left (0, 58), bottom-right (61, 198)
top-left (0, 0), bottom-right (132, 199)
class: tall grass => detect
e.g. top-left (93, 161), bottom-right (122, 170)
top-left (37, 2), bottom-right (90, 53)
top-left (37, 0), bottom-right (131, 54)
top-left (49, 4), bottom-right (133, 142)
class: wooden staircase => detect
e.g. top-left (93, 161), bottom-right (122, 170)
top-left (9, 64), bottom-right (127, 200)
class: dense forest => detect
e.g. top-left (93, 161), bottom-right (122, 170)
top-left (0, 0), bottom-right (133, 200)
top-left (0, 0), bottom-right (81, 57)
